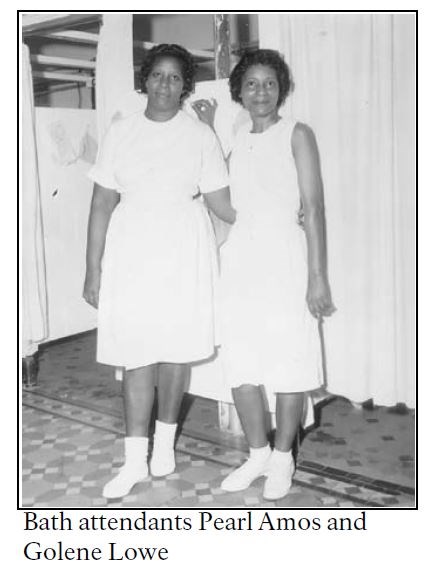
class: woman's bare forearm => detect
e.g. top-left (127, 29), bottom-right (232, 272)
top-left (203, 187), bottom-right (236, 224)
top-left (303, 202), bottom-right (329, 281)
top-left (86, 184), bottom-right (119, 272)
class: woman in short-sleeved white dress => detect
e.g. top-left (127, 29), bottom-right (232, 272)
top-left (84, 44), bottom-right (234, 499)
top-left (89, 109), bottom-right (227, 369)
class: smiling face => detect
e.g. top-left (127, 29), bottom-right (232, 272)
top-left (240, 64), bottom-right (280, 119)
top-left (145, 56), bottom-right (184, 116)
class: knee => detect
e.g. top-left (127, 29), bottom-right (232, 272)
top-left (233, 383), bottom-right (259, 395)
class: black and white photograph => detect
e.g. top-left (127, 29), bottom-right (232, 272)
top-left (19, 10), bottom-right (416, 514)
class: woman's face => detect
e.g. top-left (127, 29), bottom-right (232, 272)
top-left (145, 56), bottom-right (184, 113)
top-left (240, 64), bottom-right (280, 118)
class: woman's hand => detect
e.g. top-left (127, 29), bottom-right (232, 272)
top-left (192, 99), bottom-right (218, 130)
top-left (83, 268), bottom-right (101, 309)
top-left (306, 274), bottom-right (336, 319)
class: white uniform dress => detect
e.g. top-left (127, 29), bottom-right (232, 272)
top-left (220, 118), bottom-right (323, 405)
top-left (88, 110), bottom-right (228, 369)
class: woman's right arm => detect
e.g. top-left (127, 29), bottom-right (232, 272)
top-left (83, 183), bottom-right (119, 308)
top-left (203, 187), bottom-right (236, 224)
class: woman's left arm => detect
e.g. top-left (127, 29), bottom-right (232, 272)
top-left (292, 122), bottom-right (336, 318)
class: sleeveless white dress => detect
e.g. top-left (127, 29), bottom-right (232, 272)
top-left (219, 118), bottom-right (323, 403)
top-left (88, 110), bottom-right (228, 369)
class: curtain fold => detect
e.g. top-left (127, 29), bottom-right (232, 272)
top-left (94, 13), bottom-right (134, 383)
top-left (95, 13), bottom-right (134, 140)
top-left (259, 13), bottom-right (415, 407)
top-left (22, 44), bottom-right (48, 356)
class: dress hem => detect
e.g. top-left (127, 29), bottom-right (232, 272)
top-left (97, 348), bottom-right (218, 372)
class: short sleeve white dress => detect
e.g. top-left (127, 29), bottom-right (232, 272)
top-left (88, 110), bottom-right (228, 369)
top-left (219, 118), bottom-right (323, 403)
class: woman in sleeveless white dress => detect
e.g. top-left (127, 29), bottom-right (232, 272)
top-left (196, 49), bottom-right (335, 501)
top-left (83, 45), bottom-right (235, 499)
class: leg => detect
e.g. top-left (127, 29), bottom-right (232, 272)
top-left (232, 384), bottom-right (268, 448)
top-left (274, 392), bottom-right (304, 452)
top-left (150, 362), bottom-right (189, 476)
top-left (157, 362), bottom-right (189, 423)
top-left (103, 364), bottom-right (157, 498)
top-left (124, 364), bottom-right (158, 436)
top-left (263, 392), bottom-right (304, 501)
top-left (221, 384), bottom-right (271, 492)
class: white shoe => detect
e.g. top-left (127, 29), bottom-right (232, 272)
top-left (221, 446), bottom-right (271, 492)
top-left (102, 436), bottom-right (148, 498)
top-left (150, 421), bottom-right (177, 477)
top-left (263, 449), bottom-right (295, 501)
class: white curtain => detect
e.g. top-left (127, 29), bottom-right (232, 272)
top-left (94, 13), bottom-right (134, 382)
top-left (259, 13), bottom-right (415, 407)
top-left (22, 44), bottom-right (48, 356)
top-left (95, 13), bottom-right (134, 140)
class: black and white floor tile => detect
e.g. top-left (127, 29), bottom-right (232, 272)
top-left (21, 331), bottom-right (415, 508)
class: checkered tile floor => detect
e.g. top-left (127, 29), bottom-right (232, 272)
top-left (21, 331), bottom-right (415, 508)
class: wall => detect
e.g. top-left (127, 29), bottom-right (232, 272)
top-left (35, 107), bottom-right (98, 340)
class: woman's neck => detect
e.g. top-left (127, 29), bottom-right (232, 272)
top-left (144, 106), bottom-right (180, 122)
top-left (250, 110), bottom-right (280, 133)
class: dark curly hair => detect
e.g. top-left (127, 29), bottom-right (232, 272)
top-left (229, 49), bottom-right (293, 108)
top-left (139, 44), bottom-right (197, 103)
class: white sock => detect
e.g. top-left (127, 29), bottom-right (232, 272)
top-left (271, 448), bottom-right (292, 460)
top-left (249, 444), bottom-right (272, 461)
top-left (263, 448), bottom-right (295, 500)
top-left (150, 420), bottom-right (177, 477)
top-left (102, 436), bottom-right (148, 498)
